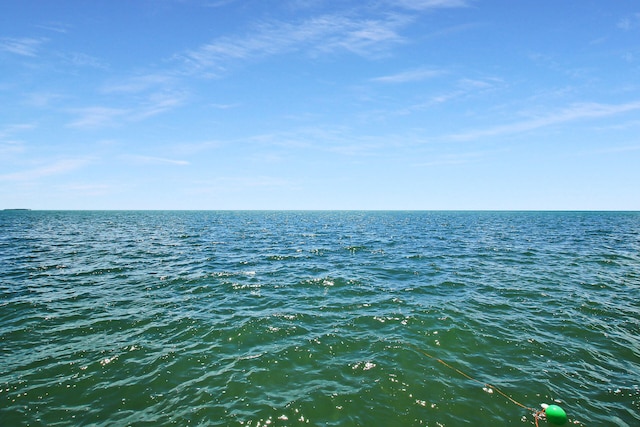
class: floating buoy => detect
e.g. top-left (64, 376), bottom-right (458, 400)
top-left (545, 404), bottom-right (567, 425)
top-left (406, 342), bottom-right (571, 426)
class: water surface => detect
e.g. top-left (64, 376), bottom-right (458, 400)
top-left (1, 211), bottom-right (639, 426)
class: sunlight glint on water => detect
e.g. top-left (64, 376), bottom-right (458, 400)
top-left (1, 211), bottom-right (639, 426)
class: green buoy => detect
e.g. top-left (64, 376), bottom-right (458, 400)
top-left (545, 404), bottom-right (567, 425)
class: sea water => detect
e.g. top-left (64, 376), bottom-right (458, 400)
top-left (1, 211), bottom-right (638, 426)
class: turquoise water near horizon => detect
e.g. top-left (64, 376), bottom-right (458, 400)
top-left (1, 211), bottom-right (639, 426)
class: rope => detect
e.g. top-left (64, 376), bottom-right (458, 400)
top-left (405, 342), bottom-right (546, 425)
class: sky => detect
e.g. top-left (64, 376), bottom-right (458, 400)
top-left (1, 0), bottom-right (639, 210)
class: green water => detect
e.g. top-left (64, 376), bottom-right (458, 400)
top-left (1, 211), bottom-right (639, 426)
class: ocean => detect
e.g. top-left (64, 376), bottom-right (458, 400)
top-left (1, 211), bottom-right (638, 426)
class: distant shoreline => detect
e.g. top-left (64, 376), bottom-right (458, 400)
top-left (3, 209), bottom-right (31, 211)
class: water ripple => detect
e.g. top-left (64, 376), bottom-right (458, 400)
top-left (1, 211), bottom-right (639, 426)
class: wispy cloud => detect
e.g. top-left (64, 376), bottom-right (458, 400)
top-left (210, 102), bottom-right (241, 109)
top-left (0, 140), bottom-right (26, 156)
top-left (371, 67), bottom-right (443, 83)
top-left (56, 183), bottom-right (112, 196)
top-left (67, 107), bottom-right (130, 129)
top-left (314, 15), bottom-right (408, 56)
top-left (125, 155), bottom-right (190, 166)
top-left (134, 92), bottom-right (188, 120)
top-left (0, 158), bottom-right (91, 182)
top-left (178, 14), bottom-right (408, 75)
top-left (189, 175), bottom-right (295, 196)
top-left (617, 13), bottom-right (640, 31)
top-left (1, 35), bottom-right (106, 71)
top-left (592, 118), bottom-right (640, 131)
top-left (248, 126), bottom-right (346, 151)
top-left (67, 92), bottom-right (186, 128)
top-left (59, 51), bottom-right (108, 68)
top-left (170, 140), bottom-right (226, 156)
top-left (23, 92), bottom-right (65, 108)
top-left (449, 101), bottom-right (640, 141)
top-left (35, 22), bottom-right (70, 34)
top-left (371, 76), bottom-right (501, 116)
top-left (0, 37), bottom-right (47, 57)
top-left (389, 0), bottom-right (470, 10)
top-left (588, 144), bottom-right (640, 155)
top-left (247, 126), bottom-right (393, 157)
top-left (0, 123), bottom-right (35, 139)
top-left (0, 123), bottom-right (34, 155)
top-left (102, 73), bottom-right (176, 94)
top-left (203, 0), bottom-right (238, 8)
top-left (413, 148), bottom-right (496, 167)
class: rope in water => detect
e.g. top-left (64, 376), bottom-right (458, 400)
top-left (405, 343), bottom-right (547, 426)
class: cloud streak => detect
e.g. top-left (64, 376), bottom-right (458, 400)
top-left (126, 155), bottom-right (190, 166)
top-left (449, 101), bottom-right (640, 141)
top-left (101, 74), bottom-right (177, 94)
top-left (67, 92), bottom-right (186, 128)
top-left (35, 22), bottom-right (70, 34)
top-left (0, 37), bottom-right (47, 57)
top-left (371, 67), bottom-right (443, 83)
top-left (0, 123), bottom-right (35, 139)
top-left (67, 107), bottom-right (129, 129)
top-left (189, 175), bottom-right (295, 196)
top-left (366, 76), bottom-right (501, 118)
top-left (0, 158), bottom-right (91, 182)
top-left (389, 0), bottom-right (470, 10)
top-left (246, 126), bottom-right (404, 157)
top-left (53, 3), bottom-right (466, 130)
top-left (617, 13), bottom-right (640, 31)
top-left (178, 13), bottom-right (408, 76)
top-left (0, 124), bottom-right (35, 155)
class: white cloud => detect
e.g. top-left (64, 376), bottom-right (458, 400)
top-left (134, 92), bottom-right (187, 120)
top-left (390, 0), bottom-right (470, 10)
top-left (179, 14), bottom-right (407, 75)
top-left (23, 92), bottom-right (65, 108)
top-left (589, 144), bottom-right (640, 155)
top-left (0, 123), bottom-right (35, 139)
top-left (0, 158), bottom-right (91, 181)
top-left (1, 36), bottom-right (105, 70)
top-left (371, 68), bottom-right (443, 83)
top-left (0, 37), bottom-right (47, 57)
top-left (592, 118), bottom-right (640, 131)
top-left (170, 140), bottom-right (226, 156)
top-left (67, 92), bottom-right (186, 128)
top-left (371, 76), bottom-right (500, 116)
top-left (0, 124), bottom-right (34, 155)
top-left (67, 107), bottom-right (129, 129)
top-left (78, 75), bottom-right (188, 127)
top-left (210, 102), bottom-right (241, 109)
top-left (60, 51), bottom-right (108, 68)
top-left (0, 141), bottom-right (26, 156)
top-left (617, 13), bottom-right (640, 31)
top-left (35, 22), bottom-right (70, 34)
top-left (457, 78), bottom-right (497, 89)
top-left (126, 155), bottom-right (190, 166)
top-left (203, 0), bottom-right (238, 8)
top-left (189, 175), bottom-right (294, 195)
top-left (413, 149), bottom-right (494, 167)
top-left (315, 15), bottom-right (408, 56)
top-left (102, 73), bottom-right (176, 94)
top-left (449, 101), bottom-right (640, 141)
top-left (56, 183), bottom-right (112, 196)
top-left (246, 126), bottom-right (392, 157)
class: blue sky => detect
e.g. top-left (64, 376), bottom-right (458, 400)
top-left (1, 0), bottom-right (639, 210)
